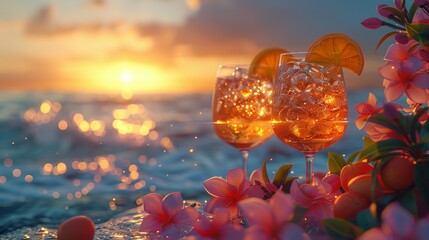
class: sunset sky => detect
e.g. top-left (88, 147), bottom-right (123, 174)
top-left (0, 0), bottom-right (391, 94)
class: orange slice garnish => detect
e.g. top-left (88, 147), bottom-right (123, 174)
top-left (306, 33), bottom-right (364, 76)
top-left (249, 47), bottom-right (290, 79)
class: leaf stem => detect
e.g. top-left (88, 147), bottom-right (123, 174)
top-left (384, 22), bottom-right (406, 30)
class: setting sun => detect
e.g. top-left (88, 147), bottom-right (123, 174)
top-left (120, 69), bottom-right (133, 84)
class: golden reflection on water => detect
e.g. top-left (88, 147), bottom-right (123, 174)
top-left (21, 99), bottom-right (174, 148)
top-left (0, 98), bottom-right (176, 207)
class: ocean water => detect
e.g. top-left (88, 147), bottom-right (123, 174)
top-left (0, 90), bottom-right (370, 239)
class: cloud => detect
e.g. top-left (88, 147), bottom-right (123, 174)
top-left (25, 5), bottom-right (56, 35)
top-left (25, 5), bottom-right (129, 36)
top-left (0, 20), bottom-right (22, 34)
top-left (25, 1), bottom-right (383, 58)
top-left (185, 0), bottom-right (201, 12)
top-left (86, 0), bottom-right (108, 9)
top-left (174, 0), bottom-right (385, 57)
top-left (18, 0), bottom-right (387, 90)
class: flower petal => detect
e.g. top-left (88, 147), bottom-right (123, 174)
top-left (171, 207), bottom-right (200, 229)
top-left (366, 92), bottom-right (378, 107)
top-left (192, 215), bottom-right (213, 237)
top-left (416, 219), bottom-right (429, 240)
top-left (222, 224), bottom-right (245, 239)
top-left (411, 73), bottom-right (429, 89)
top-left (212, 208), bottom-right (231, 228)
top-left (379, 63), bottom-right (401, 80)
top-left (355, 115), bottom-right (369, 130)
top-left (249, 169), bottom-right (264, 184)
top-left (139, 215), bottom-right (163, 233)
top-left (226, 168), bottom-right (247, 191)
top-left (357, 227), bottom-right (387, 240)
top-left (290, 180), bottom-right (312, 207)
top-left (243, 225), bottom-right (271, 240)
top-left (269, 191), bottom-right (295, 225)
top-left (143, 193), bottom-right (164, 216)
top-left (401, 57), bottom-right (424, 74)
top-left (244, 185), bottom-right (266, 199)
top-left (162, 192), bottom-right (183, 217)
top-left (299, 179), bottom-right (331, 200)
top-left (384, 81), bottom-right (406, 102)
top-left (381, 202), bottom-right (414, 238)
top-left (278, 223), bottom-right (310, 240)
top-left (204, 196), bottom-right (234, 214)
top-left (238, 198), bottom-right (273, 232)
top-left (305, 201), bottom-right (334, 222)
top-left (322, 174), bottom-right (341, 192)
top-left (384, 43), bottom-right (407, 61)
top-left (203, 177), bottom-right (232, 197)
top-left (405, 84), bottom-right (427, 104)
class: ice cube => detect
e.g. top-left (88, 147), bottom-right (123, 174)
top-left (291, 72), bottom-right (315, 93)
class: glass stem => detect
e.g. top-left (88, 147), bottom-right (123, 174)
top-left (240, 150), bottom-right (249, 177)
top-left (304, 153), bottom-right (315, 183)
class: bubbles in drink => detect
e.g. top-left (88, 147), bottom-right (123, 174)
top-left (213, 71), bottom-right (273, 150)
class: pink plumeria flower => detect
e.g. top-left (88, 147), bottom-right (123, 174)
top-left (355, 92), bottom-right (383, 130)
top-left (238, 191), bottom-right (310, 240)
top-left (203, 168), bottom-right (264, 217)
top-left (192, 208), bottom-right (244, 239)
top-left (358, 202), bottom-right (429, 240)
top-left (139, 192), bottom-right (201, 236)
top-left (363, 103), bottom-right (409, 142)
top-left (364, 122), bottom-right (399, 142)
top-left (248, 168), bottom-right (279, 199)
top-left (380, 42), bottom-right (429, 103)
top-left (290, 173), bottom-right (341, 224)
top-left (355, 93), bottom-right (408, 141)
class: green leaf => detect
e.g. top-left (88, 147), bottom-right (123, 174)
top-left (368, 112), bottom-right (407, 136)
top-left (409, 3), bottom-right (418, 21)
top-left (323, 218), bottom-right (365, 239)
top-left (356, 205), bottom-right (379, 230)
top-left (398, 188), bottom-right (417, 216)
top-left (376, 193), bottom-right (399, 212)
top-left (411, 107), bottom-right (429, 143)
top-left (421, 142), bottom-right (429, 153)
top-left (273, 163), bottom-right (293, 186)
top-left (358, 139), bottom-right (410, 161)
top-left (376, 31), bottom-right (397, 50)
top-left (261, 160), bottom-right (270, 184)
top-left (363, 136), bottom-right (375, 148)
top-left (420, 117), bottom-right (429, 147)
top-left (414, 158), bottom-right (429, 208)
top-left (346, 150), bottom-right (361, 164)
top-left (379, 6), bottom-right (404, 20)
top-left (328, 152), bottom-right (347, 175)
top-left (293, 206), bottom-right (307, 223)
top-left (281, 176), bottom-right (296, 193)
top-left (406, 23), bottom-right (429, 46)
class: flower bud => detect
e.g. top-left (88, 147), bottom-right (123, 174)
top-left (394, 0), bottom-right (403, 9)
top-left (394, 33), bottom-right (409, 44)
top-left (361, 17), bottom-right (385, 29)
top-left (377, 4), bottom-right (392, 18)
